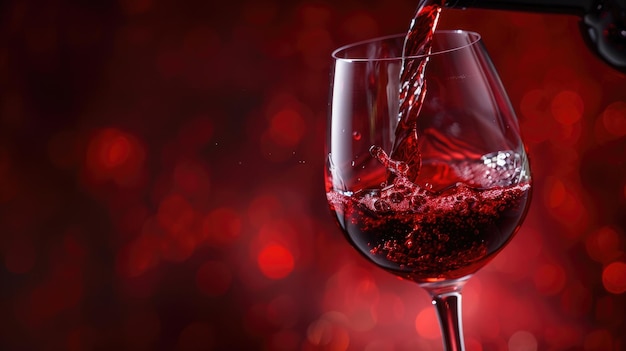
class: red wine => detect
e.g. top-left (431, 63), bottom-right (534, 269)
top-left (392, 0), bottom-right (444, 182)
top-left (327, 148), bottom-right (531, 283)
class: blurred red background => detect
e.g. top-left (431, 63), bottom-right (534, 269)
top-left (1, 0), bottom-right (625, 350)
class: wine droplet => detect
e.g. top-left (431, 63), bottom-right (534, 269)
top-left (352, 131), bottom-right (362, 140)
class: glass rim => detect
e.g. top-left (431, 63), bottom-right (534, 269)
top-left (331, 30), bottom-right (482, 62)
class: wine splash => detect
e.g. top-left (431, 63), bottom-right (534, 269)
top-left (327, 148), bottom-right (531, 282)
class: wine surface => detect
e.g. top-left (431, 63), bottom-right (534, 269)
top-left (327, 149), bottom-right (531, 282)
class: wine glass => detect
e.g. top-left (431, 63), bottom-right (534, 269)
top-left (325, 30), bottom-right (532, 351)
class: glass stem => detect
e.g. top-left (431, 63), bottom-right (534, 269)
top-left (422, 278), bottom-right (468, 351)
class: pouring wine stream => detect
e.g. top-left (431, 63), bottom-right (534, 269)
top-left (397, 1), bottom-right (464, 350)
top-left (391, 0), bottom-right (443, 184)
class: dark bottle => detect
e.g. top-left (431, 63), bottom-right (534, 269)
top-left (445, 0), bottom-right (626, 74)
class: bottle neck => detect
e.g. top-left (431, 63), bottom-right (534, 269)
top-left (445, 0), bottom-right (593, 16)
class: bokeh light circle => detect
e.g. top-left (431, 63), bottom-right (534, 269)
top-left (585, 226), bottom-right (623, 264)
top-left (257, 244), bottom-right (295, 279)
top-left (269, 108), bottom-right (306, 147)
top-left (415, 307), bottom-right (440, 340)
top-left (602, 261), bottom-right (626, 294)
top-left (85, 128), bottom-right (145, 186)
top-left (602, 101), bottom-right (626, 137)
top-left (306, 312), bottom-right (350, 350)
top-left (550, 90), bottom-right (584, 125)
top-left (508, 330), bottom-right (538, 351)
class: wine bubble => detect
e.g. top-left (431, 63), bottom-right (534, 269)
top-left (352, 131), bottom-right (362, 140)
top-left (454, 201), bottom-right (468, 213)
top-left (410, 195), bottom-right (426, 209)
top-left (389, 192), bottom-right (404, 203)
top-left (467, 198), bottom-right (476, 209)
top-left (374, 199), bottom-right (392, 212)
top-left (405, 239), bottom-right (413, 248)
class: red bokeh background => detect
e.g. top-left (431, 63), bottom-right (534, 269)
top-left (1, 0), bottom-right (625, 350)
